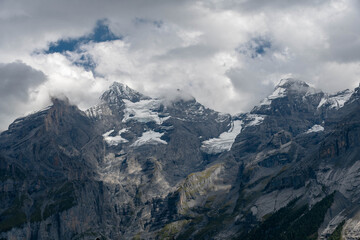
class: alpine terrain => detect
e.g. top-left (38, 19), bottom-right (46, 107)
top-left (1, 79), bottom-right (360, 240)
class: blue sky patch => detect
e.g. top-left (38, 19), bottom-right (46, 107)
top-left (253, 37), bottom-right (271, 55)
top-left (236, 37), bottom-right (272, 58)
top-left (44, 19), bottom-right (121, 74)
top-left (45, 19), bottom-right (121, 54)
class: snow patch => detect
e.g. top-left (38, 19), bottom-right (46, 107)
top-left (122, 99), bottom-right (170, 124)
top-left (131, 130), bottom-right (167, 147)
top-left (103, 129), bottom-right (128, 146)
top-left (86, 104), bottom-right (112, 118)
top-left (329, 90), bottom-right (353, 109)
top-left (201, 120), bottom-right (243, 154)
top-left (268, 87), bottom-right (287, 100)
top-left (306, 125), bottom-right (324, 134)
top-left (246, 114), bottom-right (265, 126)
top-left (317, 97), bottom-right (328, 109)
top-left (259, 87), bottom-right (286, 106)
top-left (260, 98), bottom-right (272, 106)
top-left (277, 78), bottom-right (292, 87)
top-left (317, 90), bottom-right (353, 109)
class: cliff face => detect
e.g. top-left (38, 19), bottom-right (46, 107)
top-left (1, 80), bottom-right (360, 239)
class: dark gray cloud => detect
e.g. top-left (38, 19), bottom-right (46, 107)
top-left (322, 2), bottom-right (360, 63)
top-left (0, 61), bottom-right (46, 100)
top-left (0, 61), bottom-right (47, 130)
top-left (203, 0), bottom-right (328, 12)
top-left (239, 0), bottom-right (327, 11)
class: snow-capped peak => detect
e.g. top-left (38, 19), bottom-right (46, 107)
top-left (275, 78), bottom-right (318, 95)
top-left (100, 82), bottom-right (149, 104)
top-left (276, 78), bottom-right (309, 88)
top-left (259, 78), bottom-right (318, 106)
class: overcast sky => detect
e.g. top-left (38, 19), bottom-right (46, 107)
top-left (0, 0), bottom-right (359, 130)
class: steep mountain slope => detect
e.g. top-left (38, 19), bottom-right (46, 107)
top-left (0, 79), bottom-right (360, 239)
top-left (183, 80), bottom-right (360, 240)
top-left (0, 98), bottom-right (105, 239)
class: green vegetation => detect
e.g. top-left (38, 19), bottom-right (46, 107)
top-left (157, 220), bottom-right (190, 240)
top-left (194, 214), bottom-right (231, 239)
top-left (177, 164), bottom-right (223, 215)
top-left (72, 230), bottom-right (107, 240)
top-left (0, 181), bottom-right (78, 233)
top-left (240, 193), bottom-right (335, 240)
top-left (132, 233), bottom-right (142, 240)
top-left (204, 195), bottom-right (216, 209)
top-left (43, 182), bottom-right (77, 219)
top-left (0, 194), bottom-right (27, 233)
top-left (328, 221), bottom-right (345, 240)
top-left (0, 165), bottom-right (26, 181)
top-left (179, 204), bottom-right (232, 240)
top-left (30, 199), bottom-right (43, 223)
top-left (179, 164), bottom-right (222, 199)
top-left (177, 225), bottom-right (197, 240)
top-left (176, 216), bottom-right (203, 240)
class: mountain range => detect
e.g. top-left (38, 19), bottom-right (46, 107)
top-left (1, 78), bottom-right (360, 240)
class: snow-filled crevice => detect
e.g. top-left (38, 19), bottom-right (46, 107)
top-left (122, 99), bottom-right (170, 124)
top-left (201, 120), bottom-right (243, 154)
top-left (131, 130), bottom-right (167, 147)
top-left (306, 125), bottom-right (324, 134)
top-left (103, 129), bottom-right (128, 146)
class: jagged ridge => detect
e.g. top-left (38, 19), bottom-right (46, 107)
top-left (0, 79), bottom-right (360, 239)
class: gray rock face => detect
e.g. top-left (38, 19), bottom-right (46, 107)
top-left (1, 79), bottom-right (360, 239)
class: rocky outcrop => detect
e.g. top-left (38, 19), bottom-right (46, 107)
top-left (1, 79), bottom-right (360, 239)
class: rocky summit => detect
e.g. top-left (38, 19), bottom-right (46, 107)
top-left (1, 79), bottom-right (360, 239)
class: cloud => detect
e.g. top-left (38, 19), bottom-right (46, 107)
top-left (45, 19), bottom-right (120, 54)
top-left (0, 61), bottom-right (46, 130)
top-left (28, 53), bottom-right (110, 110)
top-left (42, 19), bottom-right (121, 73)
top-left (223, 0), bottom-right (329, 12)
top-left (0, 61), bottom-right (45, 99)
top-left (133, 17), bottom-right (164, 29)
top-left (0, 0), bottom-right (360, 129)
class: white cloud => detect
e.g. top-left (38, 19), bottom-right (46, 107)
top-left (28, 53), bottom-right (110, 109)
top-left (0, 0), bottom-right (359, 129)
